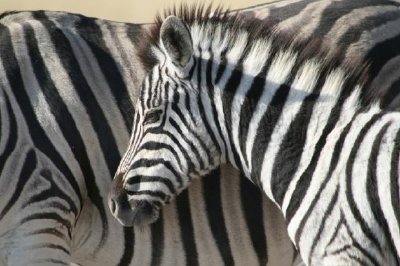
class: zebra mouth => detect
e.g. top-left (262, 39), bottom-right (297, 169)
top-left (129, 200), bottom-right (160, 226)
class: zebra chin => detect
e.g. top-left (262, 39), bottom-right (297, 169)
top-left (108, 192), bottom-right (160, 227)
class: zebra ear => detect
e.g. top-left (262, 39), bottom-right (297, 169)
top-left (160, 16), bottom-right (193, 69)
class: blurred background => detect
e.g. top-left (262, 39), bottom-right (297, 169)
top-left (0, 0), bottom-right (275, 23)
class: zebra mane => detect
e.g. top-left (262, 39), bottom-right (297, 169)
top-left (137, 4), bottom-right (372, 104)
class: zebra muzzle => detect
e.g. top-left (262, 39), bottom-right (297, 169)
top-left (108, 192), bottom-right (159, 227)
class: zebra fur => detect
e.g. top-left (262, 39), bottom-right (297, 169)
top-left (111, 2), bottom-right (400, 265)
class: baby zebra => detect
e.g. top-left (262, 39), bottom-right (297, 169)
top-left (109, 5), bottom-right (400, 266)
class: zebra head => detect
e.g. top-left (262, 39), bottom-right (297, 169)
top-left (109, 16), bottom-right (222, 226)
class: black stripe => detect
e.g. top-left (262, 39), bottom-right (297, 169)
top-left (24, 17), bottom-right (109, 246)
top-left (176, 190), bottom-right (199, 266)
top-left (287, 86), bottom-right (357, 224)
top-left (344, 219), bottom-right (380, 266)
top-left (0, 23), bottom-right (83, 215)
top-left (75, 16), bottom-right (134, 130)
top-left (271, 83), bottom-right (320, 205)
top-left (28, 228), bottom-right (67, 240)
top-left (240, 174), bottom-right (268, 265)
top-left (32, 244), bottom-right (70, 256)
top-left (251, 82), bottom-right (292, 186)
top-left (390, 126), bottom-right (400, 257)
top-left (383, 77), bottom-right (400, 109)
top-left (186, 56), bottom-right (196, 80)
top-left (169, 117), bottom-right (204, 172)
top-left (141, 75), bottom-right (150, 111)
top-left (21, 212), bottom-right (72, 239)
top-left (268, 0), bottom-right (319, 21)
top-left (23, 169), bottom-right (79, 216)
top-left (365, 33), bottom-right (400, 103)
top-left (324, 213), bottom-right (344, 256)
top-left (35, 12), bottom-right (122, 178)
top-left (345, 114), bottom-right (383, 253)
top-left (137, 141), bottom-right (184, 171)
top-left (238, 63), bottom-right (269, 167)
top-left (348, 254), bottom-right (372, 266)
top-left (367, 122), bottom-right (399, 264)
top-left (172, 92), bottom-right (212, 167)
top-left (215, 49), bottom-right (228, 84)
top-left (203, 168), bottom-right (234, 265)
top-left (206, 49), bottom-right (227, 157)
top-left (307, 187), bottom-right (339, 265)
top-left (293, 110), bottom-right (356, 243)
top-left (126, 175), bottom-right (176, 194)
top-left (155, 66), bottom-right (164, 107)
top-left (147, 67), bottom-right (158, 108)
top-left (313, 0), bottom-right (388, 41)
top-left (221, 59), bottom-right (246, 170)
top-left (34, 259), bottom-right (68, 265)
top-left (147, 128), bottom-right (196, 177)
top-left (130, 159), bottom-right (183, 188)
top-left (336, 9), bottom-right (400, 63)
top-left (150, 211), bottom-right (164, 266)
top-left (0, 92), bottom-right (17, 177)
top-left (0, 149), bottom-right (36, 219)
top-left (193, 49), bottom-right (219, 166)
top-left (117, 227), bottom-right (134, 266)
top-left (387, 125), bottom-right (400, 265)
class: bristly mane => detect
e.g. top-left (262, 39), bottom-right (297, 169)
top-left (137, 4), bottom-right (373, 105)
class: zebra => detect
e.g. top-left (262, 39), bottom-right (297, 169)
top-left (0, 8), bottom-right (302, 266)
top-left (109, 2), bottom-right (400, 265)
top-left (2, 0), bottom-right (400, 265)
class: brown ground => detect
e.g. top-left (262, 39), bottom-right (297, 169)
top-left (0, 0), bottom-right (275, 23)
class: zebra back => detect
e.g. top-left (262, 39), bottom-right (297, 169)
top-left (239, 0), bottom-right (400, 109)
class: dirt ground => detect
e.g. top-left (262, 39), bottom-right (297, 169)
top-left (0, 0), bottom-right (275, 23)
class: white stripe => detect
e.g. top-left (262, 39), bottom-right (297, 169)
top-left (282, 69), bottom-right (347, 213)
top-left (231, 40), bottom-right (272, 175)
top-left (259, 59), bottom-right (319, 201)
top-left (245, 49), bottom-right (296, 173)
top-left (377, 119), bottom-right (400, 255)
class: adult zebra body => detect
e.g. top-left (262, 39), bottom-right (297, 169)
top-left (0, 9), bottom-right (300, 266)
top-left (109, 2), bottom-right (400, 265)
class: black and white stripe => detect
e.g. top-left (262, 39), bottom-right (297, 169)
top-left (113, 1), bottom-right (400, 265)
top-left (240, 0), bottom-right (400, 110)
top-left (0, 9), bottom-right (301, 266)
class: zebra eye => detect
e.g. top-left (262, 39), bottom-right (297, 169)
top-left (144, 109), bottom-right (162, 125)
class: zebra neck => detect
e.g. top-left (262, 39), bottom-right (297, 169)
top-left (203, 46), bottom-right (365, 205)
top-left (210, 59), bottom-right (400, 233)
